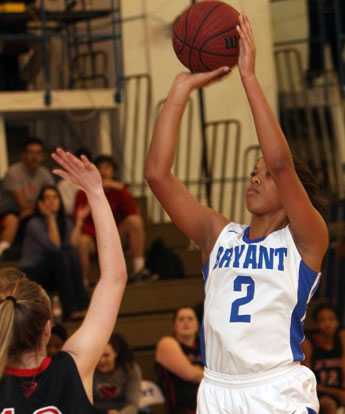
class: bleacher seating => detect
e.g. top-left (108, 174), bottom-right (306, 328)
top-left (65, 273), bottom-right (203, 381)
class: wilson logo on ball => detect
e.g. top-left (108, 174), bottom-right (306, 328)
top-left (224, 36), bottom-right (240, 50)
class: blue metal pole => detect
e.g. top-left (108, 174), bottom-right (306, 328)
top-left (110, 0), bottom-right (124, 103)
top-left (333, 0), bottom-right (345, 97)
top-left (40, 0), bottom-right (51, 105)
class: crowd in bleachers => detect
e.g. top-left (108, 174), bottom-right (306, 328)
top-left (0, 137), bottom-right (204, 413)
top-left (0, 137), bottom-right (155, 291)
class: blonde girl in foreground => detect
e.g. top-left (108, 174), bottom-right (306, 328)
top-left (0, 149), bottom-right (127, 413)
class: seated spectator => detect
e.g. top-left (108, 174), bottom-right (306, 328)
top-left (93, 333), bottom-right (142, 414)
top-left (0, 137), bottom-right (54, 259)
top-left (0, 213), bottom-right (19, 259)
top-left (302, 303), bottom-right (345, 414)
top-left (155, 307), bottom-right (204, 414)
top-left (19, 185), bottom-right (90, 321)
top-left (47, 324), bottom-right (68, 357)
top-left (74, 154), bottom-right (150, 284)
top-left (57, 148), bottom-right (92, 217)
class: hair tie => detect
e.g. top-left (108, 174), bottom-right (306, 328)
top-left (5, 296), bottom-right (17, 305)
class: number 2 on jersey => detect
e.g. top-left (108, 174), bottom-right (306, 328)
top-left (230, 276), bottom-right (255, 323)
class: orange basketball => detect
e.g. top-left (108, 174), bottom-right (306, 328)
top-left (173, 1), bottom-right (240, 73)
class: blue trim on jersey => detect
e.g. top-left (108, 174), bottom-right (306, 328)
top-left (243, 226), bottom-right (266, 244)
top-left (200, 321), bottom-right (206, 366)
top-left (290, 260), bottom-right (320, 361)
top-left (202, 258), bottom-right (210, 283)
top-left (307, 408), bottom-right (317, 414)
top-left (200, 259), bottom-right (209, 367)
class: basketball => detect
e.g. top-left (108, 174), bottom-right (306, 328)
top-left (172, 1), bottom-right (240, 73)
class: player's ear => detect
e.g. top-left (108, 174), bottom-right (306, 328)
top-left (42, 319), bottom-right (52, 344)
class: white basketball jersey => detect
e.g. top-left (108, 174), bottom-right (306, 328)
top-left (201, 222), bottom-right (321, 376)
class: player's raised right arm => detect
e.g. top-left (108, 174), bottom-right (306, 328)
top-left (144, 68), bottom-right (230, 256)
top-left (51, 148), bottom-right (127, 401)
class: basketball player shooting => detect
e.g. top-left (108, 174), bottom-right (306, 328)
top-left (145, 12), bottom-right (328, 414)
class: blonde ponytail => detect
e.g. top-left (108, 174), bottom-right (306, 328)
top-left (0, 268), bottom-right (51, 379)
top-left (0, 299), bottom-right (15, 379)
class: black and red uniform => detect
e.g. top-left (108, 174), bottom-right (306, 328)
top-left (0, 351), bottom-right (96, 414)
top-left (309, 331), bottom-right (343, 388)
top-left (155, 339), bottom-right (203, 414)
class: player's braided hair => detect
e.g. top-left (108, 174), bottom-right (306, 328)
top-left (293, 156), bottom-right (328, 222)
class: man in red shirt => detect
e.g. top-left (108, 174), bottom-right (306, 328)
top-left (74, 155), bottom-right (147, 285)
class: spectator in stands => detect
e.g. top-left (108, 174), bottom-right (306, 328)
top-left (93, 333), bottom-right (142, 414)
top-left (0, 213), bottom-right (19, 260)
top-left (47, 324), bottom-right (68, 357)
top-left (0, 137), bottom-right (54, 259)
top-left (19, 185), bottom-right (90, 321)
top-left (155, 307), bottom-right (204, 414)
top-left (57, 148), bottom-right (92, 217)
top-left (302, 303), bottom-right (345, 414)
top-left (74, 154), bottom-right (150, 285)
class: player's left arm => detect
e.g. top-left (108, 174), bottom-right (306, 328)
top-left (237, 13), bottom-right (328, 271)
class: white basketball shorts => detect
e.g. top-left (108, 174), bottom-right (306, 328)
top-left (197, 363), bottom-right (319, 414)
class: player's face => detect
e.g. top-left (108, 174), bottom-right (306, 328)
top-left (97, 162), bottom-right (115, 180)
top-left (42, 189), bottom-right (61, 214)
top-left (22, 143), bottom-right (44, 171)
top-left (316, 308), bottom-right (339, 337)
top-left (97, 343), bottom-right (117, 373)
top-left (174, 308), bottom-right (199, 338)
top-left (246, 158), bottom-right (284, 216)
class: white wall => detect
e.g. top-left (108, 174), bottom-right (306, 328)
top-left (122, 0), bottom-right (276, 125)
top-left (120, 0), bottom-right (277, 223)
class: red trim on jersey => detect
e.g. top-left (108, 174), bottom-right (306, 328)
top-left (5, 357), bottom-right (52, 377)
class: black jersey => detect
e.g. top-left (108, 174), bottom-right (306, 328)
top-left (309, 331), bottom-right (343, 387)
top-left (155, 338), bottom-right (203, 414)
top-left (0, 351), bottom-right (96, 414)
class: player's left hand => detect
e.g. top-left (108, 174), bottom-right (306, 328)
top-left (236, 12), bottom-right (256, 80)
